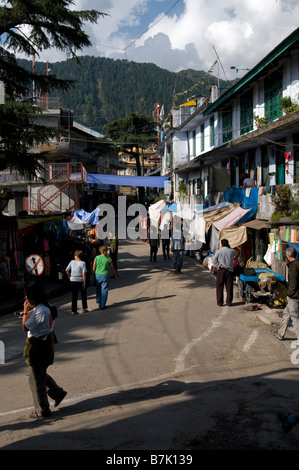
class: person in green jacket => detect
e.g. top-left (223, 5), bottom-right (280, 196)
top-left (93, 245), bottom-right (118, 309)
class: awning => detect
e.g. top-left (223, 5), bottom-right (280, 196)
top-left (242, 219), bottom-right (271, 230)
top-left (213, 206), bottom-right (250, 231)
top-left (288, 243), bottom-right (299, 253)
top-left (202, 202), bottom-right (240, 230)
top-left (179, 100), bottom-right (197, 107)
top-left (16, 213), bottom-right (68, 230)
top-left (87, 174), bottom-right (169, 188)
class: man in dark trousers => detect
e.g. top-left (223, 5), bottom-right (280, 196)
top-left (212, 239), bottom-right (238, 306)
top-left (274, 246), bottom-right (299, 341)
top-left (171, 220), bottom-right (185, 273)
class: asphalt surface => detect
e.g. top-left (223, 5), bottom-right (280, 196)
top-left (1, 239), bottom-right (299, 455)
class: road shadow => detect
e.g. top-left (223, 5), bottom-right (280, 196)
top-left (2, 371), bottom-right (299, 450)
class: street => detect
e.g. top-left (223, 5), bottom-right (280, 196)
top-left (1, 238), bottom-right (299, 451)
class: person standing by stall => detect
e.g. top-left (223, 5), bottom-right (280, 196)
top-left (212, 239), bottom-right (238, 306)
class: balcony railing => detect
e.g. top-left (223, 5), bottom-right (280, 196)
top-left (0, 163), bottom-right (87, 185)
top-left (0, 170), bottom-right (29, 184)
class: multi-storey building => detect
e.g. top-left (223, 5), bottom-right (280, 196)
top-left (1, 108), bottom-right (126, 215)
top-left (159, 27), bottom-right (299, 220)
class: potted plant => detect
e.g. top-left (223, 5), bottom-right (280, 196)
top-left (178, 181), bottom-right (187, 196)
top-left (280, 96), bottom-right (299, 114)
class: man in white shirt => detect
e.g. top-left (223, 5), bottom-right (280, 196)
top-left (212, 239), bottom-right (238, 306)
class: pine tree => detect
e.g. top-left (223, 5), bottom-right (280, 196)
top-left (104, 113), bottom-right (159, 202)
top-left (0, 0), bottom-right (106, 173)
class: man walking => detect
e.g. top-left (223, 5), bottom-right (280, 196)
top-left (212, 239), bottom-right (238, 306)
top-left (171, 221), bottom-right (185, 273)
top-left (274, 246), bottom-right (299, 342)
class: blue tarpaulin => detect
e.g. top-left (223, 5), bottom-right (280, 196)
top-left (224, 186), bottom-right (258, 224)
top-left (87, 173), bottom-right (169, 188)
top-left (160, 202), bottom-right (178, 213)
top-left (73, 208), bottom-right (100, 225)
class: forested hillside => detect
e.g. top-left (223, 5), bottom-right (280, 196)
top-left (18, 56), bottom-right (234, 133)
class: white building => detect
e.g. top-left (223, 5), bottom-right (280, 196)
top-left (159, 27), bottom-right (299, 217)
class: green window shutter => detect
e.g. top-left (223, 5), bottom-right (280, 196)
top-left (264, 71), bottom-right (283, 121)
top-left (201, 124), bottom-right (204, 151)
top-left (192, 130), bottom-right (196, 155)
top-left (261, 146), bottom-right (269, 186)
top-left (223, 108), bottom-right (232, 143)
top-left (240, 91), bottom-right (253, 135)
top-left (210, 116), bottom-right (214, 146)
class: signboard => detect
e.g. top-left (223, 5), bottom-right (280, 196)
top-left (164, 180), bottom-right (172, 195)
top-left (25, 254), bottom-right (44, 276)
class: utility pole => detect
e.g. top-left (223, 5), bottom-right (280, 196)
top-left (212, 45), bottom-right (228, 91)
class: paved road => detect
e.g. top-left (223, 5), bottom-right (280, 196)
top-left (1, 239), bottom-right (299, 451)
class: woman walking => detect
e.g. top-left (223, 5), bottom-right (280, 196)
top-left (22, 282), bottom-right (67, 419)
top-left (93, 245), bottom-right (118, 309)
top-left (65, 250), bottom-right (88, 315)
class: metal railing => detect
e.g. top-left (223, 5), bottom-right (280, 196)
top-left (0, 163), bottom-right (87, 185)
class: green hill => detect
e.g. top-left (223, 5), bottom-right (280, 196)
top-left (17, 56), bottom-right (234, 133)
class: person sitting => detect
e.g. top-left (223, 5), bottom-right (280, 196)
top-left (242, 173), bottom-right (255, 188)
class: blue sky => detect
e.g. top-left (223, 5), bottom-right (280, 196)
top-left (2, 0), bottom-right (299, 80)
top-left (72, 0), bottom-right (299, 79)
top-left (116, 0), bottom-right (185, 39)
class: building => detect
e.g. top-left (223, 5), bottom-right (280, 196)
top-left (1, 108), bottom-right (126, 216)
top-left (158, 27), bottom-right (299, 219)
top-left (156, 27), bottom-right (299, 278)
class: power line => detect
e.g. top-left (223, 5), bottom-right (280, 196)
top-left (124, 0), bottom-right (182, 52)
top-left (93, 0), bottom-right (182, 60)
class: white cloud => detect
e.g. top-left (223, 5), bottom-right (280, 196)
top-left (3, 0), bottom-right (299, 79)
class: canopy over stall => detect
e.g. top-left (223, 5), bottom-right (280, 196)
top-left (87, 174), bottom-right (169, 188)
top-left (67, 208), bottom-right (100, 230)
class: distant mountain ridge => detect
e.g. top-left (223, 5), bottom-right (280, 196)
top-left (17, 56), bottom-right (234, 133)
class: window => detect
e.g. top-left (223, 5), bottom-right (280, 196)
top-left (264, 71), bottom-right (283, 121)
top-left (240, 91), bottom-right (253, 135)
top-left (222, 107), bottom-right (232, 143)
top-left (261, 146), bottom-right (269, 186)
top-left (200, 124), bottom-right (204, 152)
top-left (210, 116), bottom-right (214, 147)
top-left (192, 130), bottom-right (196, 156)
top-left (276, 140), bottom-right (286, 185)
